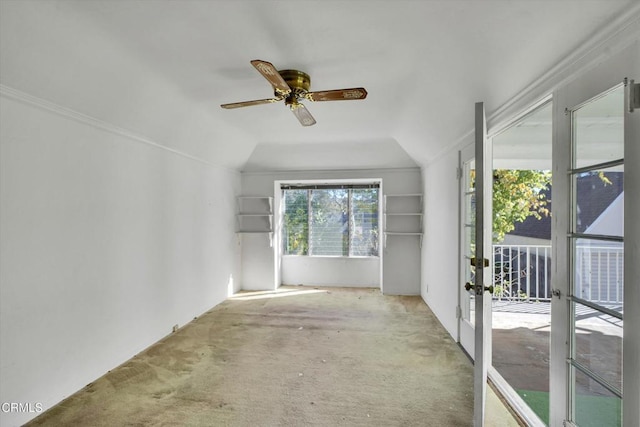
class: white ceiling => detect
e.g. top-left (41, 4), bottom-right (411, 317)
top-left (1, 1), bottom-right (637, 171)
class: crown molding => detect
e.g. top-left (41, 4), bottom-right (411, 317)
top-left (0, 84), bottom-right (238, 173)
top-left (488, 3), bottom-right (640, 133)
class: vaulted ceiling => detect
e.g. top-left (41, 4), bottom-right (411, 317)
top-left (1, 1), bottom-right (636, 171)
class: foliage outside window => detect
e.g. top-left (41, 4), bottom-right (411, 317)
top-left (470, 169), bottom-right (552, 243)
top-left (282, 187), bottom-right (379, 257)
top-left (492, 169), bottom-right (552, 242)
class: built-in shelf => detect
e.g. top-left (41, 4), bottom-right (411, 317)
top-left (237, 196), bottom-right (273, 212)
top-left (384, 193), bottom-right (423, 200)
top-left (236, 196), bottom-right (274, 247)
top-left (384, 232), bottom-right (423, 235)
top-left (383, 193), bottom-right (423, 248)
top-left (384, 213), bottom-right (424, 230)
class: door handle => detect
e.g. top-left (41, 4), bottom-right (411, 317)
top-left (470, 257), bottom-right (489, 267)
top-left (464, 281), bottom-right (494, 295)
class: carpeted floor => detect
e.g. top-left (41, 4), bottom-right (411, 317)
top-left (26, 286), bottom-right (519, 426)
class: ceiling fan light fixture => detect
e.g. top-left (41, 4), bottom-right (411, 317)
top-left (290, 102), bottom-right (316, 127)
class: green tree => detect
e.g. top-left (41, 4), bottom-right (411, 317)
top-left (283, 190), bottom-right (308, 255)
top-left (491, 169), bottom-right (551, 243)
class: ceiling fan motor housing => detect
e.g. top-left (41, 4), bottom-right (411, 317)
top-left (278, 69), bottom-right (311, 101)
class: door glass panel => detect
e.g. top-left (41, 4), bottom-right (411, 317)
top-left (463, 161), bottom-right (476, 325)
top-left (573, 301), bottom-right (622, 392)
top-left (573, 367), bottom-right (622, 427)
top-left (574, 166), bottom-right (624, 237)
top-left (491, 101), bottom-right (552, 425)
top-left (573, 238), bottom-right (624, 312)
top-left (573, 86), bottom-right (624, 168)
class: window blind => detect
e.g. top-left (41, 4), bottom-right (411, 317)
top-left (282, 185), bottom-right (379, 257)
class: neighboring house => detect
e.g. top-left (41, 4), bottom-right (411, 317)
top-left (584, 192), bottom-right (624, 236)
top-left (576, 172), bottom-right (624, 235)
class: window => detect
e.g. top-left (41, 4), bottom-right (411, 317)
top-left (282, 184), bottom-right (379, 257)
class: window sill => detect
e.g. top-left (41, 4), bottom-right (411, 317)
top-left (282, 255), bottom-right (380, 259)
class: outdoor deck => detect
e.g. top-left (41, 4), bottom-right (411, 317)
top-left (492, 300), bottom-right (622, 425)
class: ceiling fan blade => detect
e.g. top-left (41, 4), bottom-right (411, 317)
top-left (290, 103), bottom-right (316, 127)
top-left (220, 98), bottom-right (280, 109)
top-left (250, 59), bottom-right (291, 96)
top-left (306, 87), bottom-right (368, 102)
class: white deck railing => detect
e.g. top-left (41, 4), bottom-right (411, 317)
top-left (492, 244), bottom-right (623, 304)
top-left (493, 245), bottom-right (552, 302)
top-left (574, 244), bottom-right (624, 305)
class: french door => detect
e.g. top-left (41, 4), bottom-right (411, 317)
top-left (473, 102), bottom-right (493, 427)
top-left (551, 41), bottom-right (639, 427)
top-left (459, 103), bottom-right (493, 426)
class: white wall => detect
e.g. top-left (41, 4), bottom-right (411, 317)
top-left (0, 94), bottom-right (241, 427)
top-left (240, 232), bottom-right (276, 291)
top-left (241, 168), bottom-right (422, 294)
top-left (421, 148), bottom-right (462, 337)
top-left (282, 256), bottom-right (379, 287)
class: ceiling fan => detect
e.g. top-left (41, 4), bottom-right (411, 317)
top-left (220, 60), bottom-right (368, 126)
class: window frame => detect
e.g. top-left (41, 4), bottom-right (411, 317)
top-left (281, 182), bottom-right (381, 259)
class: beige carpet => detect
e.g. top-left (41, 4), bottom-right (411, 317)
top-left (26, 286), bottom-right (519, 426)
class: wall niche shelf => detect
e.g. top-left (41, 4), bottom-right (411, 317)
top-left (236, 196), bottom-right (274, 247)
top-left (383, 193), bottom-right (423, 248)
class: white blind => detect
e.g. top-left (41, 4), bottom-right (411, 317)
top-left (310, 189), bottom-right (348, 256)
top-left (349, 189), bottom-right (379, 256)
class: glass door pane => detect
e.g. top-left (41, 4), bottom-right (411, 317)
top-left (463, 158), bottom-right (476, 326)
top-left (491, 100), bottom-right (552, 425)
top-left (458, 144), bottom-right (476, 363)
top-left (573, 367), bottom-right (622, 427)
top-left (574, 167), bottom-right (624, 238)
top-left (573, 237), bottom-right (624, 310)
top-left (573, 301), bottom-right (623, 391)
top-left (573, 87), bottom-right (624, 168)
